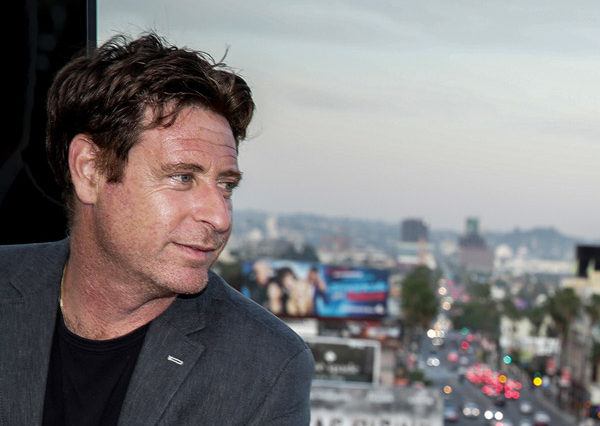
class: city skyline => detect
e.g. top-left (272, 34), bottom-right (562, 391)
top-left (99, 1), bottom-right (600, 239)
top-left (233, 208), bottom-right (600, 244)
top-left (233, 207), bottom-right (597, 241)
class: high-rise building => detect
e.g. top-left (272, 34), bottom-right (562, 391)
top-left (458, 217), bottom-right (494, 273)
top-left (400, 219), bottom-right (428, 243)
top-left (397, 219), bottom-right (435, 270)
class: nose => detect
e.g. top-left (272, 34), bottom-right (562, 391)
top-left (190, 183), bottom-right (232, 233)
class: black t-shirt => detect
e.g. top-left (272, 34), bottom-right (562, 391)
top-left (42, 309), bottom-right (149, 426)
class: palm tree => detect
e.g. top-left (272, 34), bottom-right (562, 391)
top-left (546, 288), bottom-right (581, 368)
top-left (546, 287), bottom-right (581, 407)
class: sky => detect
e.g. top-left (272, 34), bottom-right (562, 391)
top-left (98, 1), bottom-right (600, 239)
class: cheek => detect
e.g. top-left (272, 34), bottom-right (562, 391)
top-left (102, 186), bottom-right (183, 242)
top-left (139, 191), bottom-right (188, 231)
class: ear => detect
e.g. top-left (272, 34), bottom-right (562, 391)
top-left (68, 134), bottom-right (101, 205)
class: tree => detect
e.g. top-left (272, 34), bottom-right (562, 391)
top-left (501, 298), bottom-right (521, 320)
top-left (452, 299), bottom-right (500, 339)
top-left (585, 295), bottom-right (600, 383)
top-left (546, 288), bottom-right (580, 370)
top-left (401, 266), bottom-right (438, 343)
top-left (585, 294), bottom-right (600, 325)
top-left (525, 305), bottom-right (546, 335)
top-left (466, 281), bottom-right (491, 300)
top-left (546, 288), bottom-right (580, 339)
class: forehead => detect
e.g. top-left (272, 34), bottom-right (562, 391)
top-left (140, 106), bottom-right (237, 160)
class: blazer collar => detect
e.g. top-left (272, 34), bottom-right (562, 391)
top-left (154, 271), bottom-right (226, 336)
top-left (118, 272), bottom-right (226, 425)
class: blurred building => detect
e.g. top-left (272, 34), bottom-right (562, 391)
top-left (401, 219), bottom-right (429, 242)
top-left (562, 245), bottom-right (600, 298)
top-left (560, 245), bottom-right (600, 415)
top-left (458, 217), bottom-right (494, 274)
top-left (397, 218), bottom-right (435, 271)
top-left (499, 316), bottom-right (559, 360)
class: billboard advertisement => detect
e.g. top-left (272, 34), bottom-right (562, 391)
top-left (306, 336), bottom-right (381, 385)
top-left (318, 266), bottom-right (388, 318)
top-left (240, 260), bottom-right (388, 319)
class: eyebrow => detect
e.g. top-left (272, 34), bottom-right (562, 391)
top-left (160, 162), bottom-right (243, 181)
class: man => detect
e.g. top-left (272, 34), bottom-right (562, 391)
top-left (242, 260), bottom-right (273, 307)
top-left (0, 34), bottom-right (314, 425)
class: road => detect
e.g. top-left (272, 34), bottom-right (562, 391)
top-left (419, 331), bottom-right (576, 426)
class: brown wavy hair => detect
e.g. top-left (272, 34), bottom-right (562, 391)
top-left (46, 33), bottom-right (255, 216)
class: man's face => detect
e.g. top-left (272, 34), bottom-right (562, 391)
top-left (92, 106), bottom-right (240, 295)
top-left (253, 261), bottom-right (272, 285)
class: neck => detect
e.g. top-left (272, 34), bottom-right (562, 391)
top-left (61, 232), bottom-right (175, 340)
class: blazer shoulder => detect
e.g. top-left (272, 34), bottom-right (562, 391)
top-left (210, 273), bottom-right (310, 355)
top-left (0, 239), bottom-right (69, 296)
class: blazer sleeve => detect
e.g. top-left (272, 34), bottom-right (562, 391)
top-left (247, 347), bottom-right (315, 426)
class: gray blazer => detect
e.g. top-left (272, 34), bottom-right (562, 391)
top-left (0, 240), bottom-right (314, 425)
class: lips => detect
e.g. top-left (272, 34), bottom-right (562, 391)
top-left (175, 242), bottom-right (218, 252)
top-left (173, 242), bottom-right (220, 262)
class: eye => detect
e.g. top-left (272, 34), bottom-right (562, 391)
top-left (219, 180), bottom-right (239, 196)
top-left (171, 174), bottom-right (194, 184)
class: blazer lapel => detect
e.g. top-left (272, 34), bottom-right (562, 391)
top-left (118, 290), bottom-right (211, 426)
top-left (0, 241), bottom-right (67, 425)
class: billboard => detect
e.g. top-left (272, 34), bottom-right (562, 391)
top-left (240, 260), bottom-right (388, 319)
top-left (306, 336), bottom-right (381, 385)
top-left (318, 266), bottom-right (388, 318)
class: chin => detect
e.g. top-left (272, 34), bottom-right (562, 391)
top-left (169, 271), bottom-right (210, 295)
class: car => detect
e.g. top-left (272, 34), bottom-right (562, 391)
top-left (494, 395), bottom-right (507, 406)
top-left (426, 356), bottom-right (440, 367)
top-left (462, 401), bottom-right (481, 418)
top-left (532, 411), bottom-right (550, 426)
top-left (457, 366), bottom-right (467, 381)
top-left (459, 355), bottom-right (470, 366)
top-left (518, 420), bottom-right (533, 426)
top-left (444, 404), bottom-right (460, 422)
top-left (484, 409), bottom-right (504, 422)
top-left (519, 400), bottom-right (533, 415)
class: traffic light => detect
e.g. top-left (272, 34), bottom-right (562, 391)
top-left (532, 372), bottom-right (543, 387)
top-left (502, 355), bottom-right (513, 365)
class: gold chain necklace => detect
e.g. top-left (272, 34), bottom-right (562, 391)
top-left (59, 265), bottom-right (67, 310)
